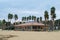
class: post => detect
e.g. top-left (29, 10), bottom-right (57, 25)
top-left (31, 26), bottom-right (32, 31)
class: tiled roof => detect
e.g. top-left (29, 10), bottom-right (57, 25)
top-left (14, 22), bottom-right (45, 27)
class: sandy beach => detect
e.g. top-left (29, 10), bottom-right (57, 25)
top-left (0, 30), bottom-right (60, 40)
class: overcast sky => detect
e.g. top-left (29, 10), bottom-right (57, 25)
top-left (0, 0), bottom-right (60, 22)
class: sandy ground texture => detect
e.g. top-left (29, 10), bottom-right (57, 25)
top-left (0, 30), bottom-right (60, 40)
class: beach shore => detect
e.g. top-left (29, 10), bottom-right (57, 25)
top-left (0, 30), bottom-right (60, 40)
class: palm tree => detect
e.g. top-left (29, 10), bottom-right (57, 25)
top-left (28, 16), bottom-right (31, 20)
top-left (32, 16), bottom-right (34, 20)
top-left (22, 16), bottom-right (27, 21)
top-left (2, 19), bottom-right (6, 29)
top-left (40, 17), bottom-right (42, 23)
top-left (51, 7), bottom-right (56, 30)
top-left (44, 11), bottom-right (49, 27)
top-left (24, 16), bottom-right (27, 21)
top-left (34, 16), bottom-right (36, 22)
top-left (27, 17), bottom-right (29, 21)
top-left (2, 19), bottom-right (6, 24)
top-left (32, 16), bottom-right (36, 22)
top-left (14, 14), bottom-right (18, 25)
top-left (0, 20), bottom-right (2, 26)
top-left (8, 13), bottom-right (13, 23)
top-left (37, 17), bottom-right (39, 23)
top-left (22, 17), bottom-right (25, 21)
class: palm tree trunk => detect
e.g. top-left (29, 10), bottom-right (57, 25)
top-left (45, 19), bottom-right (47, 31)
top-left (8, 19), bottom-right (11, 27)
top-left (45, 19), bottom-right (47, 26)
top-left (45, 19), bottom-right (48, 31)
top-left (51, 17), bottom-right (54, 31)
top-left (52, 19), bottom-right (54, 31)
top-left (15, 20), bottom-right (16, 25)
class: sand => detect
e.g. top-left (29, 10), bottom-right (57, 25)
top-left (0, 30), bottom-right (60, 40)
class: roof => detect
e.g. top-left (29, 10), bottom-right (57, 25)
top-left (14, 22), bottom-right (45, 27)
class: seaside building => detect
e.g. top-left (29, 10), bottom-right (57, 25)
top-left (14, 20), bottom-right (48, 31)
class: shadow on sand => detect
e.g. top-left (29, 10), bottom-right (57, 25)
top-left (0, 35), bottom-right (18, 40)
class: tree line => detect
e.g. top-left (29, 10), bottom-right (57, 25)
top-left (22, 16), bottom-right (42, 22)
top-left (0, 7), bottom-right (56, 30)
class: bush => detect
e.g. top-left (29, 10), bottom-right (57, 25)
top-left (5, 26), bottom-right (15, 30)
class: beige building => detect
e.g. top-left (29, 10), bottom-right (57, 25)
top-left (14, 22), bottom-right (48, 31)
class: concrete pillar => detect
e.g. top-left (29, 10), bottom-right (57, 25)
top-left (31, 26), bottom-right (32, 31)
top-left (14, 27), bottom-right (17, 30)
top-left (37, 26), bottom-right (38, 30)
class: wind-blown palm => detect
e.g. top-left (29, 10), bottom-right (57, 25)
top-left (51, 7), bottom-right (56, 30)
top-left (37, 17), bottom-right (39, 23)
top-left (8, 13), bottom-right (13, 23)
top-left (14, 14), bottom-right (18, 25)
top-left (44, 11), bottom-right (49, 26)
top-left (14, 14), bottom-right (18, 20)
top-left (40, 17), bottom-right (42, 22)
top-left (44, 10), bottom-right (49, 31)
